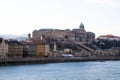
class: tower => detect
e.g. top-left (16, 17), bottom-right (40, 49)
top-left (53, 43), bottom-right (57, 51)
top-left (28, 33), bottom-right (31, 39)
top-left (27, 33), bottom-right (32, 42)
top-left (79, 22), bottom-right (85, 30)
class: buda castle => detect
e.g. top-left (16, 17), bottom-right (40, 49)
top-left (32, 23), bottom-right (95, 43)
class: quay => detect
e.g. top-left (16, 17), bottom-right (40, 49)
top-left (0, 57), bottom-right (90, 65)
top-left (0, 57), bottom-right (120, 66)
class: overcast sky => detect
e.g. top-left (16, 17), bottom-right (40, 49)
top-left (0, 0), bottom-right (120, 37)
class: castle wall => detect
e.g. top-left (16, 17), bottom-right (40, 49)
top-left (32, 28), bottom-right (95, 43)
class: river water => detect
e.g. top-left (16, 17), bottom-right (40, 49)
top-left (0, 61), bottom-right (120, 80)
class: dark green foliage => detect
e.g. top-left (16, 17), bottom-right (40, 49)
top-left (93, 39), bottom-right (120, 49)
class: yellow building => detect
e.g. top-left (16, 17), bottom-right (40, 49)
top-left (8, 45), bottom-right (23, 58)
top-left (7, 40), bottom-right (23, 58)
top-left (36, 44), bottom-right (45, 57)
top-left (36, 44), bottom-right (50, 57)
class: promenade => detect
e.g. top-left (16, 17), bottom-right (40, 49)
top-left (0, 57), bottom-right (120, 66)
top-left (0, 57), bottom-right (89, 65)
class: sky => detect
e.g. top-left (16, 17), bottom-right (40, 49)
top-left (0, 0), bottom-right (120, 37)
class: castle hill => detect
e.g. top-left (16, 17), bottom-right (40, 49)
top-left (0, 23), bottom-right (120, 65)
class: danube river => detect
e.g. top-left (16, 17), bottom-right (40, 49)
top-left (0, 61), bottom-right (120, 80)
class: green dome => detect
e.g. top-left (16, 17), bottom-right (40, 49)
top-left (79, 22), bottom-right (85, 30)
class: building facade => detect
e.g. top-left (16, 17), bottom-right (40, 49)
top-left (0, 39), bottom-right (8, 59)
top-left (32, 23), bottom-right (95, 43)
top-left (36, 44), bottom-right (50, 57)
top-left (22, 43), bottom-right (36, 58)
top-left (7, 40), bottom-right (23, 58)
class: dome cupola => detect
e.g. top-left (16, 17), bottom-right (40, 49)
top-left (79, 22), bottom-right (85, 30)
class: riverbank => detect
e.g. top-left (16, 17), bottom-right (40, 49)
top-left (0, 57), bottom-right (120, 66)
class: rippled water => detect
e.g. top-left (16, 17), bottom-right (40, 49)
top-left (0, 61), bottom-right (120, 80)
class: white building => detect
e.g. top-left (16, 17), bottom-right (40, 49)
top-left (45, 44), bottom-right (50, 56)
top-left (0, 40), bottom-right (8, 59)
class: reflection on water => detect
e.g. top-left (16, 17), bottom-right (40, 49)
top-left (0, 61), bottom-right (120, 80)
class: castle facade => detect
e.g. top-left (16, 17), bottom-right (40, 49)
top-left (32, 23), bottom-right (95, 43)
